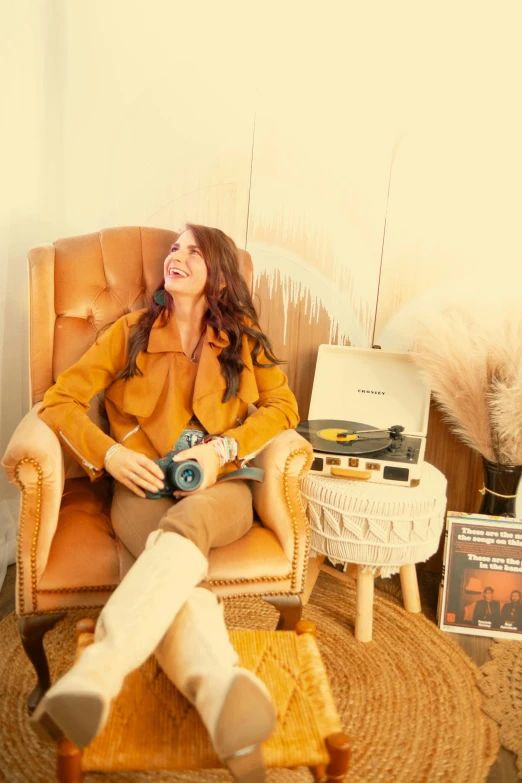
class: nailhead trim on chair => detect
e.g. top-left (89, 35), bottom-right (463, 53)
top-left (302, 490), bottom-right (312, 587)
top-left (37, 575), bottom-right (294, 594)
top-left (37, 585), bottom-right (119, 593)
top-left (18, 589), bottom-right (305, 616)
top-left (14, 458), bottom-right (44, 615)
top-left (208, 574), bottom-right (292, 586)
top-left (20, 604), bottom-right (106, 617)
top-left (223, 589), bottom-right (305, 600)
top-left (283, 448), bottom-right (312, 590)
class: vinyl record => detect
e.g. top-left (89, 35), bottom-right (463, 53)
top-left (296, 419), bottom-right (392, 455)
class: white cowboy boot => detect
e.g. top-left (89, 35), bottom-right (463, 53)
top-left (155, 587), bottom-right (276, 782)
top-left (31, 530), bottom-right (207, 748)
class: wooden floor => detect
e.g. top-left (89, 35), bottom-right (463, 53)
top-left (0, 563), bottom-right (517, 781)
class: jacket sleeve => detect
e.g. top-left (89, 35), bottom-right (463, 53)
top-left (38, 316), bottom-right (131, 479)
top-left (222, 341), bottom-right (299, 463)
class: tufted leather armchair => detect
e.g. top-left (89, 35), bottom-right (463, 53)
top-left (1, 226), bottom-right (313, 712)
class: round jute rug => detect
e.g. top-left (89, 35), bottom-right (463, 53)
top-left (479, 639), bottom-right (522, 780)
top-left (0, 572), bottom-right (498, 783)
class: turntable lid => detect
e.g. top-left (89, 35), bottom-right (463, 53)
top-left (308, 345), bottom-right (431, 436)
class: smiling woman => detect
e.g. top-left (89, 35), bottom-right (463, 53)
top-left (164, 232), bottom-right (208, 300)
top-left (33, 223), bottom-right (300, 779)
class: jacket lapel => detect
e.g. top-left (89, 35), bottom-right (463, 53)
top-left (236, 357), bottom-right (260, 404)
top-left (147, 311), bottom-right (183, 353)
top-left (109, 311), bottom-right (261, 432)
top-left (193, 329), bottom-right (259, 405)
top-left (120, 353), bottom-right (174, 418)
top-left (107, 312), bottom-right (180, 418)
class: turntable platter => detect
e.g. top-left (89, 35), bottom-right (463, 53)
top-left (296, 419), bottom-right (393, 456)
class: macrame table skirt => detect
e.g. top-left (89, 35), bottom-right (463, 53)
top-left (301, 463), bottom-right (447, 578)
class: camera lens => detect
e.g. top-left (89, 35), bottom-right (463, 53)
top-left (170, 459), bottom-right (203, 492)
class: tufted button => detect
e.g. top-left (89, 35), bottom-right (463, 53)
top-left (87, 315), bottom-right (94, 324)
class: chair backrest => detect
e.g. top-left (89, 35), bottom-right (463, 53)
top-left (28, 226), bottom-right (254, 404)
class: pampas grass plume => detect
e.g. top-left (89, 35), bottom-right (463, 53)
top-left (378, 281), bottom-right (522, 465)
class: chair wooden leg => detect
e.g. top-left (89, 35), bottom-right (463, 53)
top-left (302, 555), bottom-right (325, 606)
top-left (355, 566), bottom-right (373, 642)
top-left (57, 738), bottom-right (83, 782)
top-left (325, 733), bottom-right (350, 781)
top-left (262, 594), bottom-right (302, 630)
top-left (18, 612), bottom-right (67, 713)
top-left (311, 733), bottom-right (350, 782)
top-left (311, 765), bottom-right (327, 782)
top-left (400, 563), bottom-right (421, 613)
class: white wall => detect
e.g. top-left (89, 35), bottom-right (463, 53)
top-left (1, 1), bottom-right (65, 508)
top-left (59, 0), bottom-right (257, 239)
top-left (375, 17), bottom-right (522, 338)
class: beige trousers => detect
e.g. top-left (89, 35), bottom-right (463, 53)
top-left (111, 479), bottom-right (254, 559)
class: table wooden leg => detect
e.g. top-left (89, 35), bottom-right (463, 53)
top-left (302, 555), bottom-right (325, 605)
top-left (355, 566), bottom-right (374, 642)
top-left (400, 564), bottom-right (421, 613)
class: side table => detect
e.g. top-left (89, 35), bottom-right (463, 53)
top-left (301, 463), bottom-right (447, 641)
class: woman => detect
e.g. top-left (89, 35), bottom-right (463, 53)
top-left (32, 224), bottom-right (300, 779)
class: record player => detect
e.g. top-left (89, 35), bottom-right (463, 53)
top-left (297, 345), bottom-right (431, 486)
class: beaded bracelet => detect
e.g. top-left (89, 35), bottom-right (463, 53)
top-left (207, 436), bottom-right (238, 467)
top-left (227, 436), bottom-right (238, 462)
top-left (104, 443), bottom-right (123, 469)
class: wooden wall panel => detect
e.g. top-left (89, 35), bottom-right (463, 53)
top-left (423, 403), bottom-right (484, 571)
top-left (254, 276), bottom-right (342, 422)
top-left (425, 404), bottom-right (484, 517)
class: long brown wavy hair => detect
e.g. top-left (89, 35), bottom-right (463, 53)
top-left (116, 223), bottom-right (282, 401)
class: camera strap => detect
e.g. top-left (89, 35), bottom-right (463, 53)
top-left (216, 466), bottom-right (265, 484)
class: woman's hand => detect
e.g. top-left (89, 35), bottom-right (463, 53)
top-left (171, 442), bottom-right (220, 497)
top-left (105, 446), bottom-right (165, 498)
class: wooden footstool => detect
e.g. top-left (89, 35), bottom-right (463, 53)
top-left (56, 619), bottom-right (350, 783)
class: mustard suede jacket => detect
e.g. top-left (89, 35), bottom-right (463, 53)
top-left (38, 309), bottom-right (300, 481)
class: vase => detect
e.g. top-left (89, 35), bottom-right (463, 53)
top-left (478, 459), bottom-right (522, 518)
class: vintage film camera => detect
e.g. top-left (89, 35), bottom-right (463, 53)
top-left (145, 448), bottom-right (203, 499)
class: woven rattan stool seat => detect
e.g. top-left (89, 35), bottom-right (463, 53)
top-left (55, 622), bottom-right (350, 782)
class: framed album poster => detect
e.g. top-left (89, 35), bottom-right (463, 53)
top-left (438, 512), bottom-right (522, 641)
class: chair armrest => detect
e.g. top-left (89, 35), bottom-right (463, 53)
top-left (251, 430), bottom-right (313, 593)
top-left (1, 403), bottom-right (65, 614)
